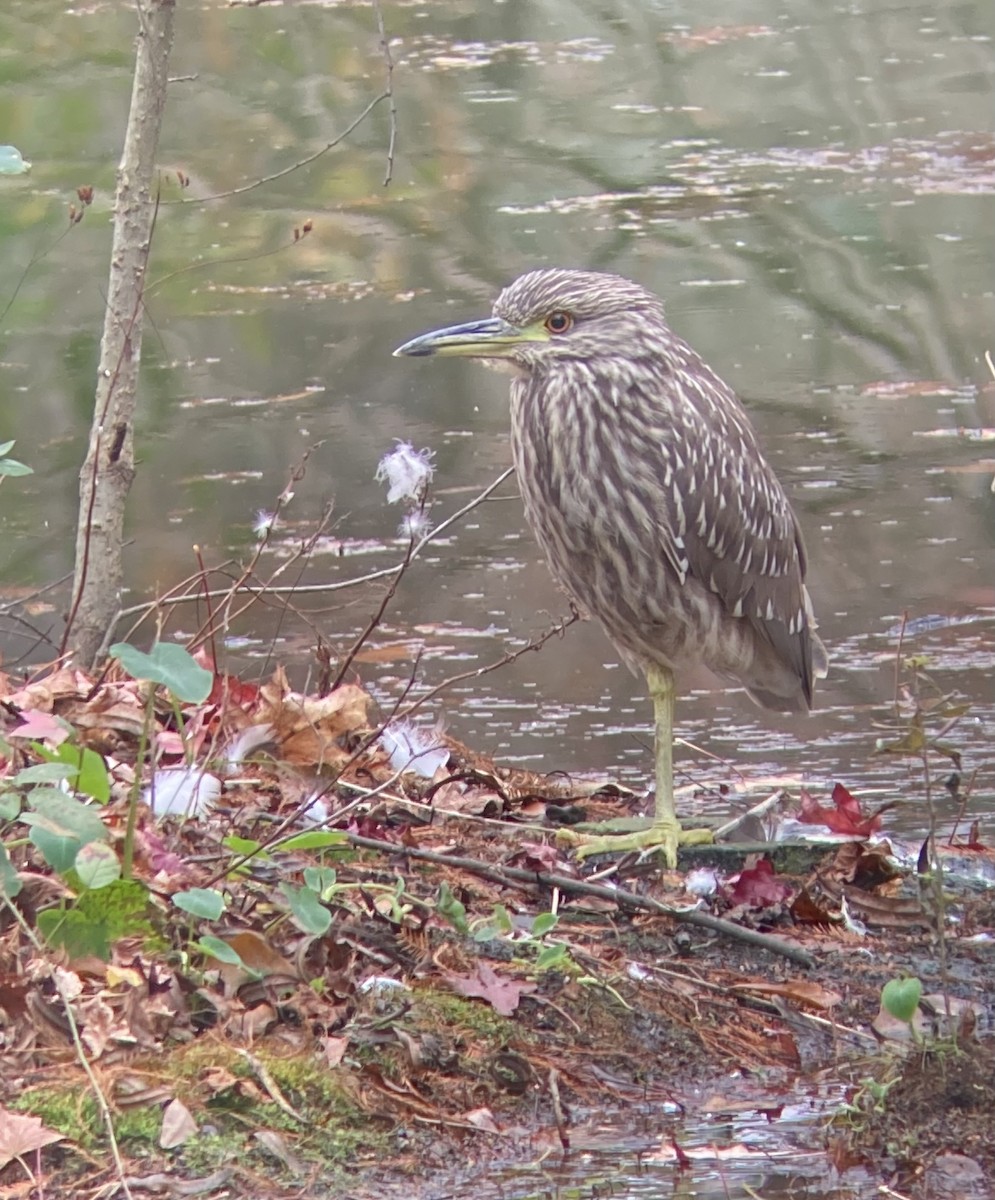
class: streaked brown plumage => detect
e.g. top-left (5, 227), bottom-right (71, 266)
top-left (395, 268), bottom-right (828, 864)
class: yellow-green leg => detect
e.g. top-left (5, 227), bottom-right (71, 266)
top-left (557, 664), bottom-right (713, 868)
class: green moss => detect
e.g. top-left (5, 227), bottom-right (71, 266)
top-left (412, 986), bottom-right (520, 1043)
top-left (175, 1132), bottom-right (240, 1175)
top-left (257, 1050), bottom-right (363, 1118)
top-left (114, 1104), bottom-right (162, 1147)
top-left (13, 1086), bottom-right (103, 1151)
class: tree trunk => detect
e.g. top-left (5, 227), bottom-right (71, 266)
top-left (66, 0), bottom-right (176, 667)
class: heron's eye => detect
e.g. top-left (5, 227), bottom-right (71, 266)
top-left (544, 310), bottom-right (573, 335)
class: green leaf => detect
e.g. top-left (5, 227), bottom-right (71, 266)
top-left (14, 763), bottom-right (76, 786)
top-left (488, 904), bottom-right (513, 934)
top-left (0, 446), bottom-right (32, 472)
top-left (0, 791), bottom-right (20, 821)
top-left (26, 790), bottom-right (110, 842)
top-left (110, 641), bottom-right (213, 703)
top-left (280, 883), bottom-right (332, 935)
top-left (535, 943), bottom-right (570, 972)
top-left (472, 903), bottom-right (514, 941)
top-left (0, 439), bottom-right (13, 455)
top-left (531, 912), bottom-right (558, 938)
top-left (16, 748), bottom-right (108, 813)
top-left (75, 842), bottom-right (121, 889)
top-left (436, 881), bottom-right (468, 935)
top-left (223, 835), bottom-right (267, 859)
top-left (173, 888), bottom-right (226, 921)
top-left (882, 977), bottom-right (922, 1024)
top-left (0, 844), bottom-right (22, 898)
top-left (32, 827), bottom-right (80, 874)
top-left (278, 831), bottom-right (349, 852)
top-left (22, 790), bottom-right (109, 873)
top-left (34, 743), bottom-right (111, 804)
top-left (303, 866), bottom-right (337, 897)
top-left (196, 935), bottom-right (245, 966)
top-left (26, 826), bottom-right (79, 874)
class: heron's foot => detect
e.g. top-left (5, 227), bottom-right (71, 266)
top-left (557, 818), bottom-right (713, 870)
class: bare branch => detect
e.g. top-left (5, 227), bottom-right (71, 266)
top-left (394, 606), bottom-right (581, 723)
top-left (174, 93), bottom-right (389, 204)
top-left (104, 467), bottom-right (517, 640)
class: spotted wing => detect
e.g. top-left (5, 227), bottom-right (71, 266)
top-left (633, 364), bottom-right (818, 704)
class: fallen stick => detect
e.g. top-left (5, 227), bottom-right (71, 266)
top-left (344, 832), bottom-right (815, 968)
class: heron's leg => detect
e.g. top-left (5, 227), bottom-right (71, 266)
top-left (647, 663), bottom-right (676, 824)
top-left (557, 664), bottom-right (713, 868)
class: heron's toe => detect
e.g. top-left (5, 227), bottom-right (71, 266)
top-left (557, 820), bottom-right (713, 869)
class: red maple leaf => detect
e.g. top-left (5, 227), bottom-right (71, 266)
top-left (726, 858), bottom-right (793, 907)
top-left (799, 783), bottom-right (881, 837)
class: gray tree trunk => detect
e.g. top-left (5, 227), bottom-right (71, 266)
top-left (67, 0), bottom-right (175, 666)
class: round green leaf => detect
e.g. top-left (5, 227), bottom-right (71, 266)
top-left (196, 935), bottom-right (244, 965)
top-left (173, 888), bottom-right (227, 921)
top-left (75, 842), bottom-right (122, 889)
top-left (882, 977), bottom-right (922, 1024)
top-left (0, 845), bottom-right (22, 898)
top-left (280, 883), bottom-right (332, 935)
top-left (14, 763), bottom-right (76, 786)
top-left (26, 791), bottom-right (110, 843)
top-left (22, 791), bottom-right (109, 872)
top-left (0, 791), bottom-right (22, 822)
top-left (303, 866), bottom-right (337, 896)
top-left (110, 641), bottom-right (214, 703)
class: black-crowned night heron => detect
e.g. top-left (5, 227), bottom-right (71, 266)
top-left (394, 268), bottom-right (828, 866)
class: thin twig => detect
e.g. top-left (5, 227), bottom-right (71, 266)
top-left (393, 606), bottom-right (580, 723)
top-left (173, 93), bottom-right (389, 204)
top-left (104, 466), bottom-right (517, 639)
top-left (330, 523), bottom-right (418, 694)
top-left (186, 446), bottom-right (322, 652)
top-left (892, 610), bottom-right (908, 717)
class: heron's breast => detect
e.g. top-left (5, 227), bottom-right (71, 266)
top-left (511, 387), bottom-right (610, 544)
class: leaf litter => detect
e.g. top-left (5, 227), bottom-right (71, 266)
top-left (0, 654), bottom-right (994, 1198)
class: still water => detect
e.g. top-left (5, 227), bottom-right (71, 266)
top-left (1, 1), bottom-right (993, 842)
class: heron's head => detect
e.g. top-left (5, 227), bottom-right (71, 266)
top-left (393, 268), bottom-right (669, 373)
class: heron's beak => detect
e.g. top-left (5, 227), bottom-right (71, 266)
top-left (393, 317), bottom-right (546, 359)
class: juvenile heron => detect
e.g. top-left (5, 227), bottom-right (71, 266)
top-left (394, 269), bottom-right (827, 865)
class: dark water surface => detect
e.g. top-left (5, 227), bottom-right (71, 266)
top-left (1, 0), bottom-right (993, 858)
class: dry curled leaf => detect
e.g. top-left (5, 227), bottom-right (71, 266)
top-left (0, 1105), bottom-right (64, 1168)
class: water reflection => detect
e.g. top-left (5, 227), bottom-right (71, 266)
top-left (444, 1090), bottom-right (870, 1199)
top-left (0, 0), bottom-right (992, 838)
